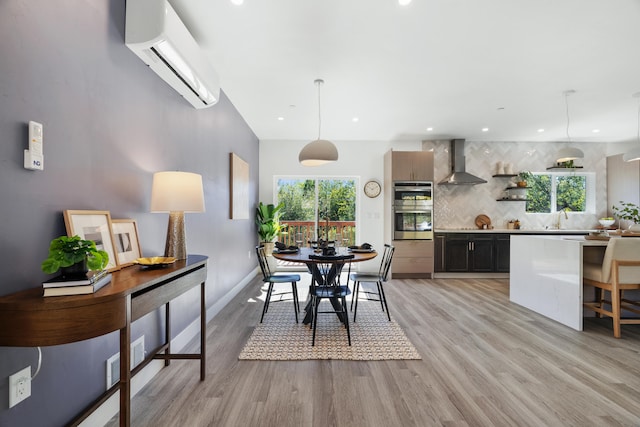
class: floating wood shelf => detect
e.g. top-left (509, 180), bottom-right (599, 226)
top-left (546, 166), bottom-right (584, 170)
top-left (492, 174), bottom-right (517, 178)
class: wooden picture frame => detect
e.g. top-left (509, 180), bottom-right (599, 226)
top-left (111, 219), bottom-right (143, 267)
top-left (230, 152), bottom-right (250, 219)
top-left (63, 210), bottom-right (120, 271)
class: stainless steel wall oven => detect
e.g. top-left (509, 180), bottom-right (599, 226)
top-left (393, 181), bottom-right (433, 239)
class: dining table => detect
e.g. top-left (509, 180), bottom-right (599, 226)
top-left (272, 247), bottom-right (378, 324)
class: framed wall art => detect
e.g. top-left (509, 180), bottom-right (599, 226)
top-left (111, 219), bottom-right (143, 267)
top-left (230, 152), bottom-right (250, 219)
top-left (63, 210), bottom-right (119, 271)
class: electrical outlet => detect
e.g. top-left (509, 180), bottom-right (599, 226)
top-left (9, 366), bottom-right (31, 408)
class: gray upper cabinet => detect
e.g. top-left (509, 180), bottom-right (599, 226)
top-left (390, 151), bottom-right (434, 181)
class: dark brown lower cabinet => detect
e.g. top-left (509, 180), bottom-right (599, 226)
top-left (435, 233), bottom-right (509, 273)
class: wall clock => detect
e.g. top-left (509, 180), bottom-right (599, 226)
top-left (364, 180), bottom-right (382, 198)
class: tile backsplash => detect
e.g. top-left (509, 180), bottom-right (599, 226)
top-left (422, 140), bottom-right (607, 230)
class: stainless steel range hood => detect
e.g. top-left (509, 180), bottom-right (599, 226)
top-left (439, 139), bottom-right (487, 185)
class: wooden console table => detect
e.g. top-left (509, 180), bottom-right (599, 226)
top-left (0, 254), bottom-right (208, 427)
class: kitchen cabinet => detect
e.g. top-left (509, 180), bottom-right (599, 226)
top-left (495, 234), bottom-right (511, 272)
top-left (390, 150), bottom-right (434, 181)
top-left (435, 232), bottom-right (508, 273)
top-left (391, 240), bottom-right (434, 278)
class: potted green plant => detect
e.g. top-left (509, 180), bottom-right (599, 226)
top-left (256, 202), bottom-right (285, 255)
top-left (516, 171), bottom-right (532, 187)
top-left (41, 235), bottom-right (109, 277)
top-left (612, 201), bottom-right (640, 232)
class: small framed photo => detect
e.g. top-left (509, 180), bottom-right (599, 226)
top-left (111, 219), bottom-right (143, 267)
top-left (63, 210), bottom-right (119, 271)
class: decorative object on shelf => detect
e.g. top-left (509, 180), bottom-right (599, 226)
top-left (598, 217), bottom-right (615, 228)
top-left (364, 180), bottom-right (382, 198)
top-left (495, 161), bottom-right (504, 175)
top-left (111, 219), bottom-right (142, 267)
top-left (151, 171), bottom-right (205, 260)
top-left (623, 92), bottom-right (640, 162)
top-left (299, 79), bottom-right (338, 166)
top-left (134, 256), bottom-right (177, 268)
top-left (256, 202), bottom-right (285, 255)
top-left (556, 89), bottom-right (584, 164)
top-left (504, 162), bottom-right (514, 175)
top-left (41, 235), bottom-right (109, 277)
top-left (475, 214), bottom-right (492, 229)
top-left (516, 171), bottom-right (532, 187)
top-left (612, 201), bottom-right (640, 231)
top-left (63, 210), bottom-right (119, 271)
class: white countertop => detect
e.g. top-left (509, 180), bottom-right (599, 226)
top-left (435, 228), bottom-right (596, 234)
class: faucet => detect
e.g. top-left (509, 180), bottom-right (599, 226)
top-left (556, 208), bottom-right (569, 229)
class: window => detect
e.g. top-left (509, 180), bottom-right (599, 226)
top-left (275, 177), bottom-right (357, 246)
top-left (526, 172), bottom-right (594, 214)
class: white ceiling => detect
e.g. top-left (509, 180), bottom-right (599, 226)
top-left (171, 0), bottom-right (640, 144)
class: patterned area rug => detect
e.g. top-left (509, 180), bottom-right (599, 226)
top-left (239, 300), bottom-right (421, 361)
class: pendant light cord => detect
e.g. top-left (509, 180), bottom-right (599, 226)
top-left (564, 90), bottom-right (575, 142)
top-left (315, 79), bottom-right (323, 140)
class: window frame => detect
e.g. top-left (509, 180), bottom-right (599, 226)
top-left (526, 171), bottom-right (595, 215)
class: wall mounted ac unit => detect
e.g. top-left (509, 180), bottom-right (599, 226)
top-left (125, 0), bottom-right (220, 109)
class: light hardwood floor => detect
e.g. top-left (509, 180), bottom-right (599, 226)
top-left (110, 275), bottom-right (640, 427)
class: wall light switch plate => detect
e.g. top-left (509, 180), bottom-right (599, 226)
top-left (9, 366), bottom-right (31, 408)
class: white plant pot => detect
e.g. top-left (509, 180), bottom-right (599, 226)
top-left (629, 223), bottom-right (640, 232)
top-left (262, 241), bottom-right (275, 256)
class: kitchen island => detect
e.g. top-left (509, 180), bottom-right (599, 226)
top-left (509, 234), bottom-right (608, 330)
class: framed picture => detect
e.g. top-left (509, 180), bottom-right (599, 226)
top-left (230, 152), bottom-right (250, 219)
top-left (111, 219), bottom-right (143, 267)
top-left (63, 210), bottom-right (119, 271)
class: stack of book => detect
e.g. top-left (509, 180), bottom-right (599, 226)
top-left (42, 269), bottom-right (112, 297)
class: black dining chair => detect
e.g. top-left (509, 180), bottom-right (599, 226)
top-left (350, 244), bottom-right (395, 322)
top-left (256, 245), bottom-right (301, 323)
top-left (308, 253), bottom-right (354, 346)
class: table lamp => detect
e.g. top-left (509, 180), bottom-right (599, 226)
top-left (150, 171), bottom-right (205, 259)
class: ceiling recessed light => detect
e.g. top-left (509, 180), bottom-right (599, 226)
top-left (398, 0), bottom-right (412, 5)
top-left (230, 0), bottom-right (244, 5)
top-left (537, 128), bottom-right (545, 133)
top-left (592, 129), bottom-right (600, 133)
top-left (482, 127), bottom-right (489, 132)
top-left (352, 117), bottom-right (359, 123)
top-left (426, 127), bottom-right (433, 131)
top-left (277, 117), bottom-right (284, 121)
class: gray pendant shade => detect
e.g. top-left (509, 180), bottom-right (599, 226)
top-left (299, 139), bottom-right (339, 166)
top-left (299, 79), bottom-right (338, 166)
top-left (556, 146), bottom-right (584, 163)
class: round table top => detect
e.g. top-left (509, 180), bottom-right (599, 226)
top-left (272, 247), bottom-right (377, 263)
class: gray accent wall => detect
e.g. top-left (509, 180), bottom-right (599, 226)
top-left (0, 1), bottom-right (258, 426)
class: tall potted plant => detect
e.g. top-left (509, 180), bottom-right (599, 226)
top-left (612, 201), bottom-right (640, 232)
top-left (256, 202), bottom-right (284, 255)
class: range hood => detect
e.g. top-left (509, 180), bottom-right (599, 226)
top-left (439, 139), bottom-right (487, 185)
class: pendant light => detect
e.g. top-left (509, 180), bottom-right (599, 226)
top-left (299, 79), bottom-right (338, 166)
top-left (622, 92), bottom-right (640, 162)
top-left (556, 90), bottom-right (584, 163)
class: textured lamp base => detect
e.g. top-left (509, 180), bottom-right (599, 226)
top-left (165, 211), bottom-right (187, 260)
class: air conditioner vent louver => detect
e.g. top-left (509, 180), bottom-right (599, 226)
top-left (125, 0), bottom-right (220, 109)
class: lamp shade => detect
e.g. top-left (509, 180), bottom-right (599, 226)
top-left (299, 139), bottom-right (339, 166)
top-left (556, 147), bottom-right (584, 163)
top-left (151, 171), bottom-right (205, 212)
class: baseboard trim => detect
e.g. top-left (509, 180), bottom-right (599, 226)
top-left (79, 267), bottom-right (259, 427)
